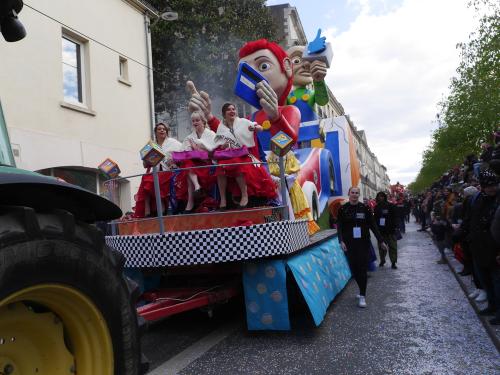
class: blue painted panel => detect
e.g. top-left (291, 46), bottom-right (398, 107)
top-left (325, 131), bottom-right (342, 196)
top-left (287, 237), bottom-right (351, 326)
top-left (298, 125), bottom-right (320, 142)
top-left (257, 130), bottom-right (271, 151)
top-left (294, 147), bottom-right (311, 164)
top-left (318, 148), bottom-right (334, 212)
top-left (243, 259), bottom-right (290, 330)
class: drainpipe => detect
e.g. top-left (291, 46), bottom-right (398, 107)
top-left (144, 12), bottom-right (155, 138)
top-left (144, 12), bottom-right (165, 234)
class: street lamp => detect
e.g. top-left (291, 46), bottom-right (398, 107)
top-left (150, 6), bottom-right (179, 28)
top-left (160, 7), bottom-right (178, 21)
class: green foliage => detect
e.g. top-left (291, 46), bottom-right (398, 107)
top-left (410, 1), bottom-right (499, 192)
top-left (149, 0), bottom-right (278, 117)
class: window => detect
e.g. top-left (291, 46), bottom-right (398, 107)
top-left (38, 166), bottom-right (130, 212)
top-left (39, 167), bottom-right (97, 193)
top-left (119, 57), bottom-right (129, 81)
top-left (62, 36), bottom-right (83, 104)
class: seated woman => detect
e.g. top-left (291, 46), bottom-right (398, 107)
top-left (214, 103), bottom-right (277, 209)
top-left (134, 122), bottom-right (183, 217)
top-left (176, 111), bottom-right (217, 212)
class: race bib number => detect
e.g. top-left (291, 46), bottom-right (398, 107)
top-left (379, 218), bottom-right (386, 226)
top-left (353, 227), bottom-right (361, 238)
top-left (355, 213), bottom-right (365, 220)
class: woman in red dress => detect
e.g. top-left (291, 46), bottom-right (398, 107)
top-left (176, 111), bottom-right (217, 212)
top-left (134, 122), bottom-right (183, 217)
top-left (214, 103), bottom-right (277, 210)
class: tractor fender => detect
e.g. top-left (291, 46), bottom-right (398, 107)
top-left (0, 167), bottom-right (121, 222)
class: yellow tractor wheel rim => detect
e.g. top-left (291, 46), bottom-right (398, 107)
top-left (0, 284), bottom-right (114, 374)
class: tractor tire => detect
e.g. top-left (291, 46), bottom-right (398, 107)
top-left (0, 206), bottom-right (147, 375)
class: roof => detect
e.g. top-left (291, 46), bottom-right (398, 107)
top-left (124, 0), bottom-right (159, 17)
top-left (357, 130), bottom-right (367, 144)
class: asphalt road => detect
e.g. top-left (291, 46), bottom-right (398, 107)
top-left (143, 222), bottom-right (500, 374)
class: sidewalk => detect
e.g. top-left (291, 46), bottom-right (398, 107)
top-left (432, 232), bottom-right (500, 347)
top-left (178, 222), bottom-right (500, 375)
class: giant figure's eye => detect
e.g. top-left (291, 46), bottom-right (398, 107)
top-left (259, 62), bottom-right (271, 71)
top-left (292, 57), bottom-right (301, 65)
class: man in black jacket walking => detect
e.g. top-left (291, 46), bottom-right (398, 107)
top-left (374, 192), bottom-right (398, 269)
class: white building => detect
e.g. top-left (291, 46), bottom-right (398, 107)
top-left (0, 0), bottom-right (157, 212)
top-left (353, 128), bottom-right (391, 199)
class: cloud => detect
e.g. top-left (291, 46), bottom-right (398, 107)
top-left (324, 0), bottom-right (478, 184)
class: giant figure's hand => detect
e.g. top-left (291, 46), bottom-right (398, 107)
top-left (308, 29), bottom-right (327, 54)
top-left (310, 60), bottom-right (327, 82)
top-left (256, 80), bottom-right (279, 122)
top-left (186, 81), bottom-right (213, 120)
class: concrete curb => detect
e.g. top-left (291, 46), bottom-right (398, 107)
top-left (424, 230), bottom-right (500, 353)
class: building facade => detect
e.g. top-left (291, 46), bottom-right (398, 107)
top-left (352, 127), bottom-right (391, 199)
top-left (0, 0), bottom-right (157, 212)
top-left (268, 3), bottom-right (308, 48)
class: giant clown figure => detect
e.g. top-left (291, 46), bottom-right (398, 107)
top-left (286, 45), bottom-right (328, 147)
top-left (188, 39), bottom-right (319, 233)
top-left (238, 39), bottom-right (300, 153)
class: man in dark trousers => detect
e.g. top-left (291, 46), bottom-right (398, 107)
top-left (338, 187), bottom-right (388, 308)
top-left (374, 191), bottom-right (398, 269)
top-left (463, 169), bottom-right (500, 325)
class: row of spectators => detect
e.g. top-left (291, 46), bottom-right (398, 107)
top-left (412, 129), bottom-right (500, 325)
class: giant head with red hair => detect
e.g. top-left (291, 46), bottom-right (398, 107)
top-left (237, 39), bottom-right (299, 147)
top-left (238, 39), bottom-right (293, 106)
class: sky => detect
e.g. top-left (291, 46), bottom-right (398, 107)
top-left (267, 0), bottom-right (479, 185)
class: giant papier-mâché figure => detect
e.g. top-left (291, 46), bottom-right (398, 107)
top-left (286, 44), bottom-right (329, 146)
top-left (238, 39), bottom-right (319, 233)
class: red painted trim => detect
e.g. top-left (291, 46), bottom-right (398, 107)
top-left (137, 285), bottom-right (240, 321)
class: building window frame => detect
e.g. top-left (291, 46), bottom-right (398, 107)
top-left (118, 56), bottom-right (131, 86)
top-left (61, 29), bottom-right (93, 113)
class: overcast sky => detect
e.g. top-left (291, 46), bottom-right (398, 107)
top-left (267, 0), bottom-right (479, 185)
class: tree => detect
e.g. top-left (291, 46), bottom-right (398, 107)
top-left (149, 0), bottom-right (278, 119)
top-left (410, 0), bottom-right (499, 192)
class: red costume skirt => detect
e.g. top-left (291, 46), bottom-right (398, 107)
top-left (134, 171), bottom-right (187, 217)
top-left (178, 159), bottom-right (217, 192)
top-left (134, 170), bottom-right (174, 218)
top-left (215, 154), bottom-right (277, 199)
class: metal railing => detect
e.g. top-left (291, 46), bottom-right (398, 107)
top-left (103, 155), bottom-right (289, 235)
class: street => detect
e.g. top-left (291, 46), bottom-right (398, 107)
top-left (143, 222), bottom-right (500, 374)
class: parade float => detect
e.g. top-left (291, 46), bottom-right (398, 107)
top-left (103, 32), bottom-right (360, 331)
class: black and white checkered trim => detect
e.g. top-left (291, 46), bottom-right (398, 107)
top-left (106, 220), bottom-right (310, 267)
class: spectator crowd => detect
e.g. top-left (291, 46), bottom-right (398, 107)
top-left (411, 129), bottom-right (500, 325)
